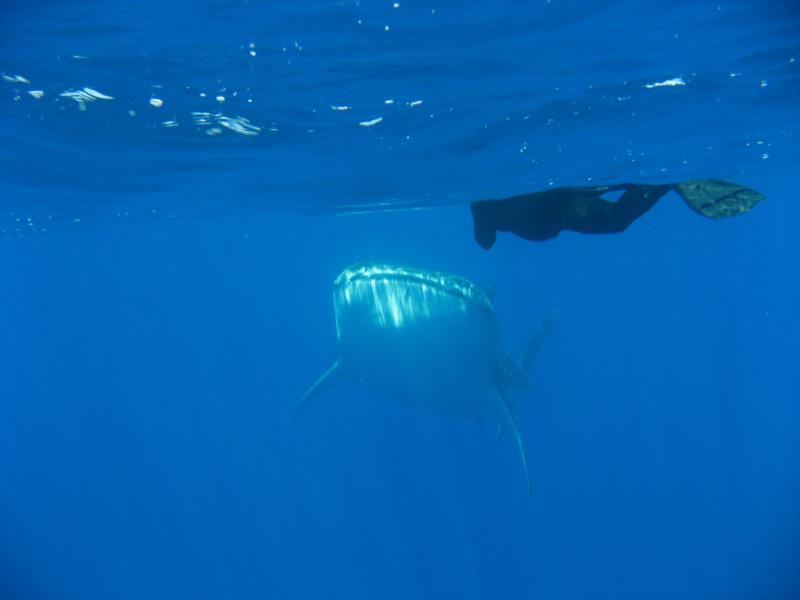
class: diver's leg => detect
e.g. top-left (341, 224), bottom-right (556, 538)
top-left (564, 185), bottom-right (671, 235)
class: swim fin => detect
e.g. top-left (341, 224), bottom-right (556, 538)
top-left (674, 179), bottom-right (765, 219)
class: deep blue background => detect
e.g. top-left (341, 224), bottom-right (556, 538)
top-left (1, 1), bottom-right (799, 598)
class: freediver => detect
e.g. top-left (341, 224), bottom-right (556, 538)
top-left (470, 178), bottom-right (764, 249)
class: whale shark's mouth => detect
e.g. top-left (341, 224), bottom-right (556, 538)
top-left (333, 262), bottom-right (493, 331)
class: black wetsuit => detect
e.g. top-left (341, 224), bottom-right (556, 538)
top-left (471, 184), bottom-right (674, 249)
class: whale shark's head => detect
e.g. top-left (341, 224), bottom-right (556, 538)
top-left (333, 262), bottom-right (495, 338)
top-left (330, 262), bottom-right (501, 413)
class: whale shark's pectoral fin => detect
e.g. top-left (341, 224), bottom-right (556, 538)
top-left (293, 358), bottom-right (347, 424)
top-left (497, 388), bottom-right (532, 496)
top-left (521, 309), bottom-right (561, 373)
top-left (485, 284), bottom-right (496, 304)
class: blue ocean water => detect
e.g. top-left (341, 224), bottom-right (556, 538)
top-left (1, 0), bottom-right (799, 598)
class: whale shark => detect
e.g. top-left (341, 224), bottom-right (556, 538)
top-left (295, 262), bottom-right (556, 494)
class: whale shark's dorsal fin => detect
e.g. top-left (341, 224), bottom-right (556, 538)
top-left (293, 358), bottom-right (347, 424)
top-left (497, 388), bottom-right (532, 496)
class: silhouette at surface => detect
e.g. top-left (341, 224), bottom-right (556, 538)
top-left (470, 179), bottom-right (765, 249)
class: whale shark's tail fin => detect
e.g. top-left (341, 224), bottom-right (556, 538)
top-left (293, 358), bottom-right (346, 424)
top-left (673, 179), bottom-right (765, 220)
